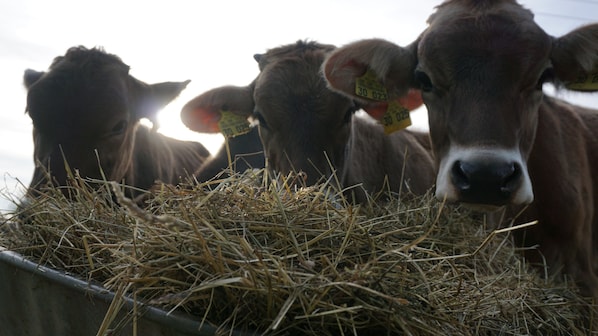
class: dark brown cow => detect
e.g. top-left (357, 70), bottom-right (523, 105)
top-left (181, 41), bottom-right (435, 202)
top-left (24, 46), bottom-right (210, 197)
top-left (323, 0), bottom-right (598, 297)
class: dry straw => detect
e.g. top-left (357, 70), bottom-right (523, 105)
top-left (1, 169), bottom-right (596, 335)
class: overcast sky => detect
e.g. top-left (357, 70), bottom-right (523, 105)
top-left (1, 0), bottom-right (597, 211)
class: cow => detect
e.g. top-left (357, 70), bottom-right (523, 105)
top-left (23, 46), bottom-right (210, 198)
top-left (180, 41), bottom-right (436, 202)
top-left (322, 0), bottom-right (598, 297)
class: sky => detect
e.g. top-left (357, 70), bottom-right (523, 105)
top-left (1, 0), bottom-right (597, 212)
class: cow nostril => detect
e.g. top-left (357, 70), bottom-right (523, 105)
top-left (452, 160), bottom-right (471, 191)
top-left (450, 159), bottom-right (523, 205)
top-left (500, 163), bottom-right (521, 195)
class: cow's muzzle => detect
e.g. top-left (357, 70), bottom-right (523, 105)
top-left (451, 159), bottom-right (522, 206)
top-left (435, 146), bottom-right (534, 206)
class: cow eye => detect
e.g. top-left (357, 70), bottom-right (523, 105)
top-left (110, 120), bottom-right (128, 136)
top-left (536, 68), bottom-right (554, 90)
top-left (414, 70), bottom-right (434, 92)
top-left (253, 110), bottom-right (269, 130)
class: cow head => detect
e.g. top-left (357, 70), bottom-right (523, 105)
top-left (182, 41), bottom-right (375, 185)
top-left (323, 1), bottom-right (598, 208)
top-left (24, 46), bottom-right (190, 194)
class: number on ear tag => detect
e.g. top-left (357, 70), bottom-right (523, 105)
top-left (380, 101), bottom-right (412, 134)
top-left (355, 69), bottom-right (388, 101)
top-left (218, 110), bottom-right (251, 138)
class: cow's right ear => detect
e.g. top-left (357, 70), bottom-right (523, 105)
top-left (552, 24), bottom-right (598, 91)
top-left (23, 69), bottom-right (45, 89)
top-left (180, 85), bottom-right (254, 133)
top-left (322, 38), bottom-right (418, 103)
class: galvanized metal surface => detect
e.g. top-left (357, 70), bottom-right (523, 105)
top-left (0, 248), bottom-right (253, 336)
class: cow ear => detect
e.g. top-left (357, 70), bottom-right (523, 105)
top-left (180, 85), bottom-right (254, 133)
top-left (361, 89), bottom-right (424, 120)
top-left (133, 79), bottom-right (190, 123)
top-left (322, 38), bottom-right (419, 103)
top-left (23, 69), bottom-right (45, 89)
top-left (552, 24), bottom-right (598, 91)
top-left (149, 80), bottom-right (191, 110)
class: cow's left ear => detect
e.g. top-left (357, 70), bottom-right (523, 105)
top-left (133, 79), bottom-right (191, 123)
top-left (23, 69), bottom-right (45, 89)
top-left (552, 24), bottom-right (598, 91)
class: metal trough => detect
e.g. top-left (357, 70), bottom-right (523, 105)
top-left (0, 248), bottom-right (253, 336)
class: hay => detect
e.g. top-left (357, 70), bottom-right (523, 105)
top-left (1, 169), bottom-right (595, 335)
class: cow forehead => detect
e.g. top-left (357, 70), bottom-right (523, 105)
top-left (254, 41), bottom-right (335, 101)
top-left (254, 55), bottom-right (351, 126)
top-left (27, 69), bottom-right (130, 136)
top-left (428, 0), bottom-right (534, 25)
top-left (256, 57), bottom-right (324, 100)
top-left (420, 1), bottom-right (551, 76)
top-left (256, 40), bottom-right (335, 70)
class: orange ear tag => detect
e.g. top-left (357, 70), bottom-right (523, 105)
top-left (355, 69), bottom-right (389, 101)
top-left (217, 110), bottom-right (251, 138)
top-left (566, 71), bottom-right (598, 91)
top-left (380, 101), bottom-right (412, 134)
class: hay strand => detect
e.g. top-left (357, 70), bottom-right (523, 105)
top-left (2, 170), bottom-right (596, 335)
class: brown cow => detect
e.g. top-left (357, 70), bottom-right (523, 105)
top-left (181, 41), bottom-right (435, 202)
top-left (24, 46), bottom-right (210, 197)
top-left (323, 0), bottom-right (598, 297)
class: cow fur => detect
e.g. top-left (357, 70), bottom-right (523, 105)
top-left (24, 46), bottom-right (210, 198)
top-left (181, 41), bottom-right (436, 202)
top-left (322, 0), bottom-right (598, 297)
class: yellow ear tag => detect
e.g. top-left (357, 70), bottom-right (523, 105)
top-left (381, 101), bottom-right (412, 134)
top-left (218, 110), bottom-right (251, 138)
top-left (566, 71), bottom-right (598, 91)
top-left (355, 69), bottom-right (388, 101)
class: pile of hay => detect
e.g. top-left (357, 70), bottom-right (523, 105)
top-left (1, 170), bottom-right (595, 335)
